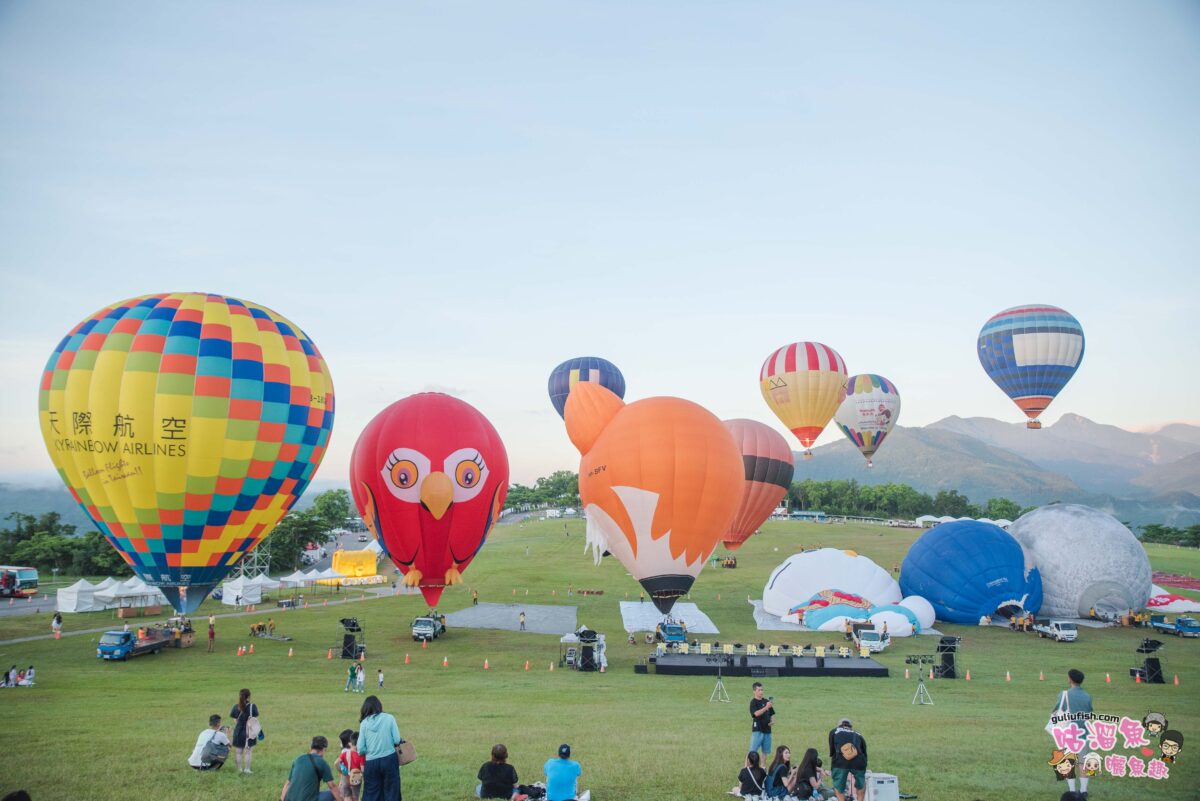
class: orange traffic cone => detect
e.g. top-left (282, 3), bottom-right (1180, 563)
top-left (928, 667), bottom-right (934, 680)
top-left (404, 654), bottom-right (410, 665)
top-left (304, 602), bottom-right (309, 609)
top-left (1136, 672), bottom-right (1142, 684)
top-left (965, 670), bottom-right (971, 681)
top-left (327, 648), bottom-right (333, 659)
top-left (442, 656), bottom-right (449, 667)
top-left (904, 668), bottom-right (910, 680)
top-left (599, 663), bottom-right (606, 673)
top-left (484, 659), bottom-right (490, 670)
top-left (1106, 672), bottom-right (1112, 684)
top-left (1174, 674), bottom-right (1180, 686)
top-left (1005, 671), bottom-right (1011, 682)
top-left (248, 644), bottom-right (254, 654)
top-left (1039, 670), bottom-right (1045, 681)
top-left (421, 639), bottom-right (427, 649)
top-left (54, 630), bottom-right (61, 640)
top-left (359, 652), bottom-right (365, 663)
top-left (524, 660), bottom-right (530, 671)
top-left (288, 647), bottom-right (293, 657)
top-left (235, 647), bottom-right (241, 656)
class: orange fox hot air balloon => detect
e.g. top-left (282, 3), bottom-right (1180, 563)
top-left (722, 419), bottom-right (795, 551)
top-left (760, 341), bottom-right (848, 459)
top-left (565, 383), bottom-right (743, 614)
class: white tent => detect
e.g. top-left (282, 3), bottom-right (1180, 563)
top-left (279, 570), bottom-right (308, 587)
top-left (365, 539), bottom-right (383, 557)
top-left (245, 574), bottom-right (280, 591)
top-left (56, 579), bottom-right (99, 613)
top-left (221, 576), bottom-right (262, 606)
top-left (93, 577), bottom-right (169, 608)
top-left (315, 567), bottom-right (345, 583)
top-left (93, 576), bottom-right (120, 590)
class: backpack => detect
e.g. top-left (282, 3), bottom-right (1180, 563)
top-left (839, 740), bottom-right (859, 761)
top-left (201, 731), bottom-right (229, 764)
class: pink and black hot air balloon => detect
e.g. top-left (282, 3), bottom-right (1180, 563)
top-left (721, 419), bottom-right (795, 550)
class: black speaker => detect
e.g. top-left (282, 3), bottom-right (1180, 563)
top-left (579, 645), bottom-right (596, 671)
top-left (933, 651), bottom-right (957, 679)
top-left (342, 634), bottom-right (357, 658)
top-left (1144, 657), bottom-right (1164, 684)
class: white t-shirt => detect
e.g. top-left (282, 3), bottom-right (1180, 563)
top-left (189, 728), bottom-right (230, 767)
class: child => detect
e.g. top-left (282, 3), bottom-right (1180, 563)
top-left (337, 729), bottom-right (366, 801)
top-left (377, 669), bottom-right (384, 689)
top-left (355, 662), bottom-right (365, 693)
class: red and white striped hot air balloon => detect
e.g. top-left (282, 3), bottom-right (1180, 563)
top-left (759, 342), bottom-right (848, 459)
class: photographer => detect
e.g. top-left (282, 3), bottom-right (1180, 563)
top-left (749, 682), bottom-right (775, 757)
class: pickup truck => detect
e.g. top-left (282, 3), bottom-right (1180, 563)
top-left (97, 629), bottom-right (171, 661)
top-left (1033, 619), bottom-right (1078, 642)
top-left (1150, 614), bottom-right (1200, 638)
top-left (854, 629), bottom-right (891, 653)
top-left (411, 616), bottom-right (446, 641)
top-left (655, 622), bottom-right (687, 644)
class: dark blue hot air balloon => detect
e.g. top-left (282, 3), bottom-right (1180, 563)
top-left (900, 520), bottom-right (1042, 625)
top-left (547, 356), bottom-right (626, 418)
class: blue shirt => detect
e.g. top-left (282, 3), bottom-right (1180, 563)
top-left (544, 758), bottom-right (581, 801)
top-left (357, 712), bottom-right (401, 760)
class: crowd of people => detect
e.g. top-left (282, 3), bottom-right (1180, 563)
top-left (740, 682), bottom-right (867, 801)
top-left (0, 664), bottom-right (35, 687)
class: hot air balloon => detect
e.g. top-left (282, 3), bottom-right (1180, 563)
top-left (900, 520), bottom-right (1043, 625)
top-left (763, 548), bottom-right (901, 618)
top-left (834, 374), bottom-right (900, 467)
top-left (547, 356), bottom-right (626, 419)
top-left (350, 393), bottom-right (508, 608)
top-left (37, 293), bottom-right (335, 613)
top-left (565, 383), bottom-right (742, 614)
top-left (721, 419), bottom-right (794, 550)
top-left (977, 305), bottom-right (1084, 429)
top-left (760, 342), bottom-right (848, 458)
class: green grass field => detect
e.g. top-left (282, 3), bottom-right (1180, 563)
top-left (2, 519), bottom-right (1197, 801)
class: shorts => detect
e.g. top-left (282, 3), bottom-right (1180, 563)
top-left (750, 730), bottom-right (773, 755)
top-left (832, 768), bottom-right (865, 793)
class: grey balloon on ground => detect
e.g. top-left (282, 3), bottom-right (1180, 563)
top-left (1008, 503), bottom-right (1151, 618)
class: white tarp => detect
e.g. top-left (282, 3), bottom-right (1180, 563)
top-left (618, 601), bottom-right (719, 634)
top-left (56, 578), bottom-right (98, 613)
top-left (221, 577), bottom-right (262, 605)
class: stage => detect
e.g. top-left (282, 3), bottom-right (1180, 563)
top-left (634, 651), bottom-right (889, 678)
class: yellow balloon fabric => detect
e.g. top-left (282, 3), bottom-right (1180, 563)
top-left (759, 341), bottom-right (848, 451)
top-left (38, 293), bottom-right (335, 612)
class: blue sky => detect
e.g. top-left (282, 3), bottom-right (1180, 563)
top-left (2, 2), bottom-right (1198, 485)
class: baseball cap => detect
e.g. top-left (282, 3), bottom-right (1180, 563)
top-left (558, 744), bottom-right (571, 758)
top-left (839, 718), bottom-right (852, 727)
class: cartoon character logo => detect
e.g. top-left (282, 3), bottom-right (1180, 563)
top-left (1081, 752), bottom-right (1102, 777)
top-left (839, 740), bottom-right (860, 762)
top-left (1160, 730), bottom-right (1183, 764)
top-left (1143, 712), bottom-right (1168, 739)
top-left (1048, 750), bottom-right (1077, 781)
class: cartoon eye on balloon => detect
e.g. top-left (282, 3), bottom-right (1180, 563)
top-left (760, 341), bottom-right (848, 459)
top-left (977, 305), bottom-right (1084, 429)
top-left (37, 293), bottom-right (335, 613)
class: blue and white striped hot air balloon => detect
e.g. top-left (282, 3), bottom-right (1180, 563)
top-left (977, 305), bottom-right (1084, 429)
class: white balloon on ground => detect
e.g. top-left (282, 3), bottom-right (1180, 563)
top-left (763, 548), bottom-right (901, 617)
top-left (899, 595), bottom-right (937, 630)
top-left (1147, 585), bottom-right (1200, 614)
top-left (1008, 504), bottom-right (1151, 618)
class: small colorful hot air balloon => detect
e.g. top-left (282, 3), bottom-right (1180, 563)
top-left (834, 374), bottom-right (901, 467)
top-left (547, 356), bottom-right (626, 419)
top-left (38, 293), bottom-right (335, 613)
top-left (977, 305), bottom-right (1084, 429)
top-left (565, 383), bottom-right (742, 614)
top-left (721, 419), bottom-right (794, 550)
top-left (760, 342), bottom-right (848, 459)
top-left (350, 393), bottom-right (508, 608)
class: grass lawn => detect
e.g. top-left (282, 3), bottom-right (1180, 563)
top-left (1, 519), bottom-right (1197, 800)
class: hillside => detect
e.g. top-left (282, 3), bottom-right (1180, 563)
top-left (1133, 451), bottom-right (1200, 496)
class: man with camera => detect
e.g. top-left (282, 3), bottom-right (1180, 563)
top-left (749, 682), bottom-right (775, 757)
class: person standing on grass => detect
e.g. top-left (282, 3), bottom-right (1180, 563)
top-left (346, 661), bottom-right (357, 692)
top-left (472, 589), bottom-right (479, 606)
top-left (356, 662), bottom-right (366, 693)
top-left (1053, 669), bottom-right (1093, 800)
top-left (230, 687), bottom-right (260, 774)
top-left (208, 620), bottom-right (216, 653)
top-left (280, 735), bottom-right (343, 801)
top-left (357, 695), bottom-right (403, 801)
top-left (749, 682), bottom-right (775, 757)
top-left (377, 669), bottom-right (384, 689)
top-left (828, 718), bottom-right (867, 801)
top-left (51, 612), bottom-right (62, 635)
top-left (519, 611), bottom-right (526, 631)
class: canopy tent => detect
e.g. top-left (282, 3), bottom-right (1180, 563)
top-left (93, 577), bottom-right (169, 608)
top-left (244, 573), bottom-right (280, 591)
top-left (56, 579), bottom-right (98, 613)
top-left (279, 570), bottom-right (308, 587)
top-left (92, 576), bottom-right (120, 591)
top-left (220, 576), bottom-right (262, 606)
top-left (365, 539), bottom-right (383, 557)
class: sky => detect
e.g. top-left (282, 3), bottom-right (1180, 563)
top-left (1, 2), bottom-right (1198, 487)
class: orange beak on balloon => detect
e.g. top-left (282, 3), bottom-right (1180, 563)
top-left (420, 472), bottom-right (454, 519)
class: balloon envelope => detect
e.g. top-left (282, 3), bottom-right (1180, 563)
top-left (721, 419), bottom-right (795, 550)
top-left (566, 383), bottom-right (742, 614)
top-left (38, 293), bottom-right (335, 613)
top-left (760, 342), bottom-right (847, 455)
top-left (350, 393), bottom-right (508, 608)
top-left (900, 520), bottom-right (1042, 625)
top-left (763, 548), bottom-right (901, 618)
top-left (548, 356), bottom-right (626, 419)
top-left (834, 374), bottom-right (900, 466)
top-left (977, 305), bottom-right (1084, 428)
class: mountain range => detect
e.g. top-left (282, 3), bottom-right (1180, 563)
top-left (794, 414), bottom-right (1200, 526)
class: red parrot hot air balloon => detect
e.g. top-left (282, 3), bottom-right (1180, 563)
top-left (350, 393), bottom-right (508, 608)
top-left (721, 419), bottom-right (795, 550)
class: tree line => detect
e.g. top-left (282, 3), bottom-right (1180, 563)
top-left (787, 479), bottom-right (1028, 521)
top-left (1140, 524), bottom-right (1200, 548)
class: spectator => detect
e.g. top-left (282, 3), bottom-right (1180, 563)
top-left (230, 687), bottom-right (260, 774)
top-left (345, 662), bottom-right (357, 693)
top-left (377, 669), bottom-right (384, 689)
top-left (544, 743), bottom-right (582, 801)
top-left (519, 611), bottom-right (526, 631)
top-left (737, 751), bottom-right (766, 799)
top-left (17, 666), bottom-right (34, 687)
top-left (473, 589), bottom-right (479, 606)
top-left (188, 714), bottom-right (230, 771)
top-left (208, 620), bottom-right (216, 653)
top-left (280, 735), bottom-right (343, 801)
top-left (337, 729), bottom-right (366, 801)
top-left (1054, 669), bottom-right (1093, 799)
top-left (765, 746), bottom-right (798, 799)
top-left (796, 747), bottom-right (833, 800)
top-left (51, 612), bottom-right (62, 635)
top-left (828, 719), bottom-right (867, 801)
top-left (477, 743), bottom-right (519, 799)
top-left (356, 663), bottom-right (366, 693)
top-left (357, 695), bottom-right (402, 801)
top-left (749, 682), bottom-right (775, 757)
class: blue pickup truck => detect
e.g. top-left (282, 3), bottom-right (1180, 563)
top-left (655, 622), bottom-right (688, 644)
top-left (1149, 614), bottom-right (1200, 638)
top-left (97, 629), bottom-right (171, 661)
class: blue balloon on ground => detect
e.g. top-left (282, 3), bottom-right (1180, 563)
top-left (547, 356), bottom-right (626, 418)
top-left (900, 520), bottom-right (1043, 625)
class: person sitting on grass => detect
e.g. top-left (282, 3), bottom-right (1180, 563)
top-left (764, 746), bottom-right (799, 799)
top-left (477, 743), bottom-right (520, 799)
top-left (795, 747), bottom-right (833, 800)
top-left (737, 751), bottom-right (767, 798)
top-left (188, 714), bottom-right (230, 771)
top-left (544, 743), bottom-right (582, 801)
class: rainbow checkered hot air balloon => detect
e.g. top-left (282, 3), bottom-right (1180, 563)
top-left (977, 305), bottom-right (1084, 429)
top-left (37, 293), bottom-right (335, 613)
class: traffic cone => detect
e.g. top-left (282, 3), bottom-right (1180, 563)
top-left (484, 659), bottom-right (490, 670)
top-left (1039, 670), bottom-right (1045, 681)
top-left (965, 670), bottom-right (971, 681)
top-left (327, 648), bottom-right (333, 659)
top-left (1136, 672), bottom-right (1142, 684)
top-left (288, 647), bottom-right (293, 657)
top-left (1174, 674), bottom-right (1180, 686)
top-left (404, 653), bottom-right (410, 665)
top-left (442, 656), bottom-right (448, 667)
top-left (904, 668), bottom-right (910, 679)
top-left (304, 602), bottom-right (309, 609)
top-left (928, 667), bottom-right (934, 680)
top-left (550, 662), bottom-right (555, 672)
top-left (235, 647), bottom-right (241, 656)
top-left (359, 652), bottom-right (365, 663)
top-left (54, 630), bottom-right (61, 640)
top-left (1005, 670), bottom-right (1011, 682)
top-left (248, 644), bottom-right (254, 654)
top-left (421, 639), bottom-right (427, 649)
top-left (599, 663), bottom-right (606, 673)
top-left (1106, 672), bottom-right (1112, 684)
top-left (525, 660), bottom-right (530, 671)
